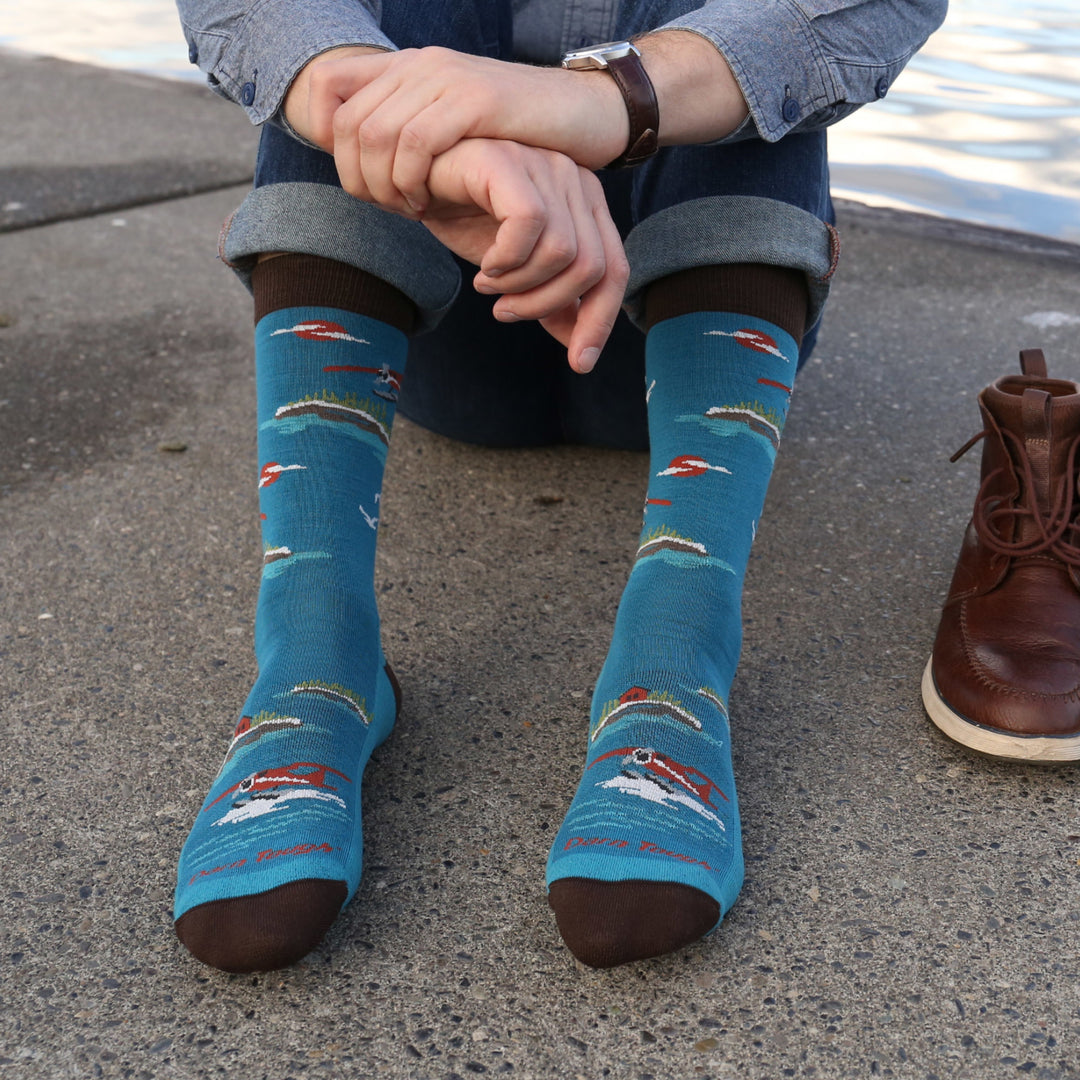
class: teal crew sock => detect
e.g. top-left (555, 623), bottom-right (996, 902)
top-left (174, 257), bottom-right (411, 972)
top-left (547, 277), bottom-right (804, 967)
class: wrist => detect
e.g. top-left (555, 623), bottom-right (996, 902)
top-left (635, 31), bottom-right (748, 145)
top-left (564, 66), bottom-right (633, 170)
top-left (561, 41), bottom-right (660, 169)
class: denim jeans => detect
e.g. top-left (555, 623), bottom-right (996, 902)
top-left (220, 0), bottom-right (838, 448)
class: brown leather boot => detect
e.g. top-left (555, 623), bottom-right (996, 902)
top-left (923, 348), bottom-right (1080, 760)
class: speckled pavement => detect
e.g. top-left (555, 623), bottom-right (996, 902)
top-left (3, 49), bottom-right (1080, 1080)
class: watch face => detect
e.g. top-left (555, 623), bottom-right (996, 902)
top-left (562, 40), bottom-right (639, 69)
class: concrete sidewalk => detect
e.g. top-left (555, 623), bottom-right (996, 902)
top-left (3, 49), bottom-right (1080, 1080)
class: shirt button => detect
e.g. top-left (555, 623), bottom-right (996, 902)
top-left (187, 41), bottom-right (198, 64)
top-left (240, 81), bottom-right (256, 106)
top-left (782, 97), bottom-right (800, 123)
top-left (875, 76), bottom-right (889, 99)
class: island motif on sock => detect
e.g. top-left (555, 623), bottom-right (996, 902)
top-left (289, 680), bottom-right (373, 723)
top-left (223, 711), bottom-right (305, 766)
top-left (591, 686), bottom-right (704, 741)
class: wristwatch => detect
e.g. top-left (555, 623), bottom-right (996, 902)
top-left (561, 40), bottom-right (659, 169)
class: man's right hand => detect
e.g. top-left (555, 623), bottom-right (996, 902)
top-left (417, 139), bottom-right (629, 375)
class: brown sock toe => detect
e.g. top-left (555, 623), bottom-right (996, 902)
top-left (548, 879), bottom-right (720, 968)
top-left (175, 879), bottom-right (347, 973)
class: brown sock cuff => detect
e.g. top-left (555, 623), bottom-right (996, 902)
top-left (643, 264), bottom-right (809, 345)
top-left (251, 254), bottom-right (416, 335)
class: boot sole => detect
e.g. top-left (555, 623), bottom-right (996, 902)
top-left (921, 659), bottom-right (1080, 762)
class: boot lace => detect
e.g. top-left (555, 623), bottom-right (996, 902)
top-left (952, 427), bottom-right (1080, 565)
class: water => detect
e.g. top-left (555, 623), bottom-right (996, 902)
top-left (2, 0), bottom-right (1078, 244)
top-left (828, 0), bottom-right (1080, 244)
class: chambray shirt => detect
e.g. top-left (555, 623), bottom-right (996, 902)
top-left (177, 0), bottom-right (947, 144)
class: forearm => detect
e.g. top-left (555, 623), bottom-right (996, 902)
top-left (635, 31), bottom-right (749, 148)
top-left (534, 30), bottom-right (749, 168)
top-left (657, 0), bottom-right (949, 141)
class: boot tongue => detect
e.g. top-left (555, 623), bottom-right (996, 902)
top-left (1021, 387), bottom-right (1054, 518)
top-left (981, 379), bottom-right (1080, 547)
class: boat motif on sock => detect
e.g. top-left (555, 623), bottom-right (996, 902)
top-left (704, 328), bottom-right (790, 362)
top-left (322, 362), bottom-right (403, 402)
top-left (205, 761), bottom-right (351, 826)
top-left (270, 319), bottom-right (370, 345)
top-left (259, 461), bottom-right (307, 488)
top-left (757, 377), bottom-right (793, 396)
top-left (373, 364), bottom-right (401, 402)
top-left (273, 392), bottom-right (390, 446)
top-left (289, 680), bottom-right (372, 725)
top-left (641, 495), bottom-right (672, 524)
top-left (591, 686), bottom-right (703, 742)
top-left (323, 361), bottom-right (403, 402)
top-left (222, 710), bottom-right (304, 767)
top-left (589, 747), bottom-right (728, 829)
top-left (656, 454), bottom-right (732, 479)
top-left (702, 402), bottom-right (784, 450)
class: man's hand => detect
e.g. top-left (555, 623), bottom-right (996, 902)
top-left (293, 47), bottom-right (626, 216)
top-left (283, 45), bottom-right (390, 148)
top-left (417, 140), bottom-right (629, 374)
top-left (284, 34), bottom-right (747, 215)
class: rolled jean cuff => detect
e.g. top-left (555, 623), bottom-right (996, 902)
top-left (622, 195), bottom-right (840, 332)
top-left (218, 181), bottom-right (461, 333)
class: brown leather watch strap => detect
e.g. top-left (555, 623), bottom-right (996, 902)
top-left (604, 51), bottom-right (659, 169)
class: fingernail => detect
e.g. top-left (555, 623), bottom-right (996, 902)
top-left (494, 310), bottom-right (520, 323)
top-left (475, 283), bottom-right (497, 295)
top-left (406, 198), bottom-right (425, 214)
top-left (484, 267), bottom-right (504, 278)
top-left (577, 347), bottom-right (600, 373)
